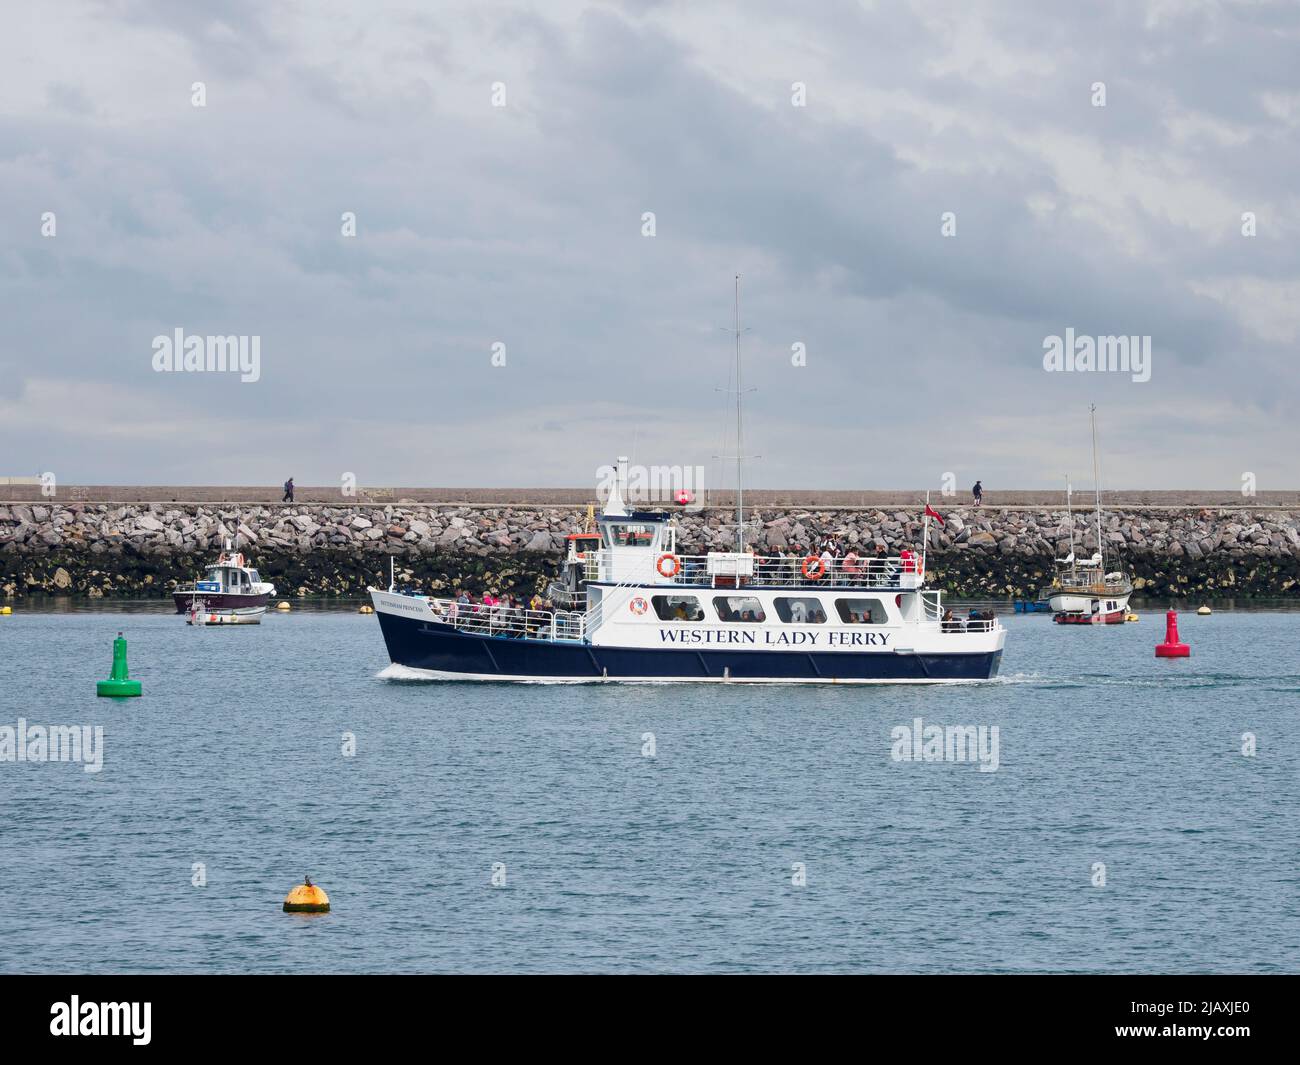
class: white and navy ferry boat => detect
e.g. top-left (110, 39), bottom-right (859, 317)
top-left (370, 459), bottom-right (1004, 683)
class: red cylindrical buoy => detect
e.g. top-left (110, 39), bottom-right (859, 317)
top-left (1155, 610), bottom-right (1190, 657)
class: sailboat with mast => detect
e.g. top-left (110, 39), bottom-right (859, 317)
top-left (367, 279), bottom-right (1005, 681)
top-left (1044, 406), bottom-right (1133, 624)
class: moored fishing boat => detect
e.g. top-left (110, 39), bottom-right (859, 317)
top-left (173, 544), bottom-right (276, 625)
top-left (1047, 565), bottom-right (1132, 624)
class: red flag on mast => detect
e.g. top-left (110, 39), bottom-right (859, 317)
top-left (924, 503), bottom-right (945, 525)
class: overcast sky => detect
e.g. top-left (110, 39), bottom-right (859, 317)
top-left (2, 1), bottom-right (1297, 491)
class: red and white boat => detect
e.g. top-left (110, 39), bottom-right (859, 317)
top-left (1046, 561), bottom-right (1132, 624)
top-left (1044, 407), bottom-right (1132, 625)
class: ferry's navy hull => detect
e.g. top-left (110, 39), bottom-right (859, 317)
top-left (376, 612), bottom-right (1002, 682)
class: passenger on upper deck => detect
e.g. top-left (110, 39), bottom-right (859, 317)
top-left (842, 549), bottom-right (862, 582)
top-left (785, 547), bottom-right (803, 582)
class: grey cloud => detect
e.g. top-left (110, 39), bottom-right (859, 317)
top-left (0, 1), bottom-right (1296, 488)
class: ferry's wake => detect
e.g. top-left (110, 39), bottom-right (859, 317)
top-left (376, 663), bottom-right (435, 682)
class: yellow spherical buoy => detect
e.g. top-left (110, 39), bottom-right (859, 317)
top-left (276, 601), bottom-right (291, 611)
top-left (1197, 605), bottom-right (1212, 616)
top-left (283, 875), bottom-right (330, 913)
top-left (0, 605), bottom-right (11, 615)
top-left (358, 604), bottom-right (374, 614)
top-left (1125, 613), bottom-right (1139, 622)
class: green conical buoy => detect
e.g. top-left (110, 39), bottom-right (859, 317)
top-left (96, 631), bottom-right (142, 697)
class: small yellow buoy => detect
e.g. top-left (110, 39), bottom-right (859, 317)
top-left (0, 605), bottom-right (11, 615)
top-left (276, 601), bottom-right (291, 611)
top-left (1125, 613), bottom-right (1139, 622)
top-left (1197, 605), bottom-right (1212, 616)
top-left (358, 604), bottom-right (374, 614)
top-left (283, 875), bottom-right (330, 913)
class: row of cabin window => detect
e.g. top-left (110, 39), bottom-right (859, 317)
top-left (652, 595), bottom-right (887, 625)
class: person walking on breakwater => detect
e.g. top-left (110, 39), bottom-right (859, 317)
top-left (972, 480), bottom-right (983, 507)
top-left (282, 477), bottom-right (295, 503)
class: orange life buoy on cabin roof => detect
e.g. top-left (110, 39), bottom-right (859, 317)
top-left (656, 553), bottom-right (681, 579)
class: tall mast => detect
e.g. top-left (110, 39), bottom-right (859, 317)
top-left (734, 274), bottom-right (744, 552)
top-left (1090, 404), bottom-right (1104, 567)
top-left (1065, 474), bottom-right (1075, 566)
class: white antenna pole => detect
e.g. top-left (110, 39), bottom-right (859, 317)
top-left (1090, 404), bottom-right (1103, 567)
top-left (389, 554), bottom-right (395, 592)
top-left (734, 274), bottom-right (744, 553)
top-left (1066, 474), bottom-right (1075, 567)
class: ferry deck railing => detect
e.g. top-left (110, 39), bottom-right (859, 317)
top-left (920, 590), bottom-right (1000, 633)
top-left (426, 597), bottom-right (586, 642)
top-left (583, 551), bottom-right (926, 589)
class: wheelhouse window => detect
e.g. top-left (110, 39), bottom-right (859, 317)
top-left (714, 596), bottom-right (766, 622)
top-left (774, 597), bottom-right (826, 623)
top-left (601, 523), bottom-right (659, 548)
top-left (835, 597), bottom-right (888, 624)
top-left (651, 595), bottom-right (704, 621)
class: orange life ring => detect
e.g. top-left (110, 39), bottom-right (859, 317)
top-left (656, 553), bottom-right (681, 578)
top-left (802, 555), bottom-right (826, 580)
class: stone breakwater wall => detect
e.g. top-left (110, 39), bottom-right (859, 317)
top-left (3, 502), bottom-right (1299, 600)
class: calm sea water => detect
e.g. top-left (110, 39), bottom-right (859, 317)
top-left (1, 600), bottom-right (1296, 974)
